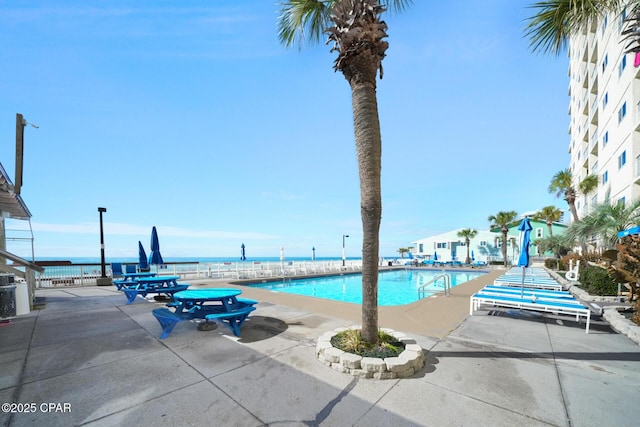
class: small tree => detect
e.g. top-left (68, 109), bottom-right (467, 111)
top-left (457, 228), bottom-right (478, 264)
top-left (488, 211), bottom-right (518, 266)
top-left (397, 248), bottom-right (408, 258)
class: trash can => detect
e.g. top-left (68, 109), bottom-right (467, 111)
top-left (0, 274), bottom-right (16, 319)
top-left (388, 261), bottom-right (393, 266)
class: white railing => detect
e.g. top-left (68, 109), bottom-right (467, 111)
top-left (33, 260), bottom-right (365, 287)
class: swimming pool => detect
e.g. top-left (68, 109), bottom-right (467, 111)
top-left (248, 269), bottom-right (486, 306)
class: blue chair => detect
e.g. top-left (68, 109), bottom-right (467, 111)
top-left (125, 265), bottom-right (137, 274)
top-left (111, 262), bottom-right (123, 279)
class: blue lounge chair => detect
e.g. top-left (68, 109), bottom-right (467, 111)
top-left (125, 265), bottom-right (137, 274)
top-left (111, 262), bottom-right (123, 279)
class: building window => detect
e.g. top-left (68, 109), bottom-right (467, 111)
top-left (619, 55), bottom-right (627, 76)
top-left (479, 241), bottom-right (487, 247)
top-left (603, 131), bottom-right (609, 147)
top-left (618, 102), bottom-right (627, 122)
top-left (418, 244), bottom-right (423, 252)
top-left (620, 196), bottom-right (626, 206)
top-left (602, 14), bottom-right (608, 34)
top-left (536, 228), bottom-right (544, 238)
top-left (603, 170), bottom-right (608, 183)
top-left (619, 150), bottom-right (627, 168)
top-left (602, 54), bottom-right (609, 72)
top-left (603, 92), bottom-right (608, 109)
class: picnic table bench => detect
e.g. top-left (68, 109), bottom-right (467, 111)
top-left (119, 275), bottom-right (188, 304)
top-left (151, 289), bottom-right (257, 338)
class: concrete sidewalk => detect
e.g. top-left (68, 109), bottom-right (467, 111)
top-left (1, 282), bottom-right (639, 426)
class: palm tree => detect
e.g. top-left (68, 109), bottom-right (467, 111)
top-left (548, 170), bottom-right (598, 253)
top-left (534, 235), bottom-right (573, 259)
top-left (525, 0), bottom-right (628, 55)
top-left (397, 247), bottom-right (408, 258)
top-left (277, 0), bottom-right (412, 344)
top-left (567, 199), bottom-right (640, 250)
top-left (488, 211), bottom-right (518, 267)
top-left (549, 168), bottom-right (598, 226)
top-left (533, 205), bottom-right (563, 236)
top-left (457, 228), bottom-right (478, 264)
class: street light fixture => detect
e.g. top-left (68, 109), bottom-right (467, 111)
top-left (342, 235), bottom-right (349, 267)
top-left (97, 207), bottom-right (109, 285)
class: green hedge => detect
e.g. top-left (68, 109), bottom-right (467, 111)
top-left (578, 266), bottom-right (619, 296)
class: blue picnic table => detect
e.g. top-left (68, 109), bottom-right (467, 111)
top-left (152, 288), bottom-right (257, 339)
top-left (119, 275), bottom-right (188, 304)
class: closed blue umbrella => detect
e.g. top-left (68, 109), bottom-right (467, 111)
top-left (241, 243), bottom-right (246, 261)
top-left (138, 241), bottom-right (149, 271)
top-left (517, 217), bottom-right (533, 297)
top-left (312, 246), bottom-right (316, 261)
top-left (148, 226), bottom-right (164, 267)
top-left (433, 251), bottom-right (438, 261)
top-left (471, 250), bottom-right (475, 261)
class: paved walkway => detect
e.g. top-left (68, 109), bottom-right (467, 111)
top-left (1, 272), bottom-right (639, 426)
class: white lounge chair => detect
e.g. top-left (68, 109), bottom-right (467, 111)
top-left (494, 276), bottom-right (563, 291)
top-left (479, 285), bottom-right (574, 301)
top-left (470, 292), bottom-right (591, 333)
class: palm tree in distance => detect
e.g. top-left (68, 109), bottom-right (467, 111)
top-left (548, 170), bottom-right (597, 253)
top-left (488, 211), bottom-right (518, 267)
top-left (548, 169), bottom-right (596, 223)
top-left (277, 0), bottom-right (412, 344)
top-left (457, 228), bottom-right (478, 264)
top-left (533, 205), bottom-right (564, 236)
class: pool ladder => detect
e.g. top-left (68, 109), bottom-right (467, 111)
top-left (417, 274), bottom-right (451, 299)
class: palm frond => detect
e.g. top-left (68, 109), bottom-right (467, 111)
top-left (277, 0), bottom-right (412, 48)
top-left (525, 0), bottom-right (624, 55)
top-left (277, 0), bottom-right (333, 48)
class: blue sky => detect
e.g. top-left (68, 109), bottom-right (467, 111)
top-left (1, 0), bottom-right (570, 260)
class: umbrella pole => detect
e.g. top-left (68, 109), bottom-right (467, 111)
top-left (521, 266), bottom-right (525, 298)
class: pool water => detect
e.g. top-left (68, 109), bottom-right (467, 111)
top-left (248, 269), bottom-right (486, 306)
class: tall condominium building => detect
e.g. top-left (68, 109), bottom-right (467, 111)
top-left (568, 6), bottom-right (638, 220)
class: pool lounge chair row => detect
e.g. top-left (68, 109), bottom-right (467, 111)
top-left (470, 286), bottom-right (591, 333)
top-left (493, 270), bottom-right (564, 291)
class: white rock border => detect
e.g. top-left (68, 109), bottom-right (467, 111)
top-left (316, 326), bottom-right (425, 380)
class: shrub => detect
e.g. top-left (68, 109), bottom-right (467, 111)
top-left (561, 253), bottom-right (583, 271)
top-left (331, 329), bottom-right (405, 358)
top-left (578, 265), bottom-right (619, 296)
top-left (544, 258), bottom-right (559, 269)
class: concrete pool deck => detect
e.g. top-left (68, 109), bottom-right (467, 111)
top-left (2, 267), bottom-right (640, 426)
top-left (225, 268), bottom-right (505, 339)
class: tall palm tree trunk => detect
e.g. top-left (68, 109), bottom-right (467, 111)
top-left (465, 238), bottom-right (471, 265)
top-left (502, 229), bottom-right (508, 267)
top-left (568, 199), bottom-right (588, 254)
top-left (350, 80), bottom-right (382, 344)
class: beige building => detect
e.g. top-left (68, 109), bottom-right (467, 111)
top-left (568, 4), bottom-right (640, 218)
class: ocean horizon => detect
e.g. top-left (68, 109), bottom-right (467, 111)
top-left (33, 256), bottom-right (378, 265)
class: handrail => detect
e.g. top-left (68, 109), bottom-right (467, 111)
top-left (417, 273), bottom-right (451, 299)
top-left (0, 248), bottom-right (44, 274)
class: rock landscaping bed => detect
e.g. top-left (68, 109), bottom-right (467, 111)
top-left (316, 327), bottom-right (425, 379)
